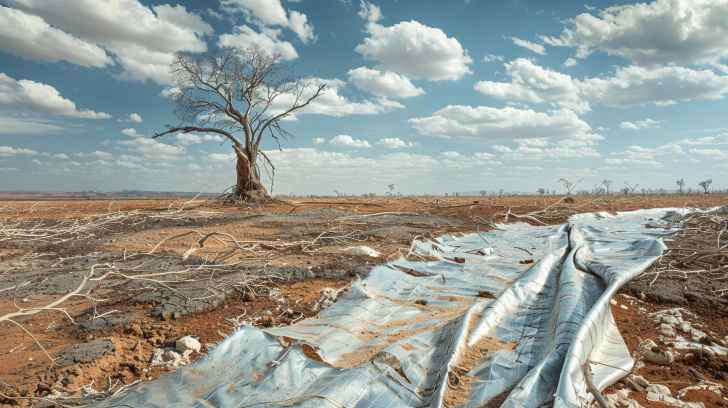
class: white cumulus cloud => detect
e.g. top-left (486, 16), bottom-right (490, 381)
top-left (329, 134), bottom-right (372, 148)
top-left (6, 0), bottom-right (213, 84)
top-left (0, 6), bottom-right (111, 68)
top-left (218, 25), bottom-right (298, 60)
top-left (510, 37), bottom-right (546, 55)
top-left (0, 145), bottom-right (38, 157)
top-left (355, 20), bottom-right (472, 81)
top-left (271, 78), bottom-right (403, 118)
top-left (0, 73), bottom-right (110, 119)
top-left (347, 67), bottom-right (424, 99)
top-left (220, 0), bottom-right (315, 43)
top-left (620, 118), bottom-right (660, 130)
top-left (377, 137), bottom-right (414, 149)
top-left (475, 59), bottom-right (728, 112)
top-left (542, 0), bottom-right (728, 68)
top-left (409, 105), bottom-right (600, 143)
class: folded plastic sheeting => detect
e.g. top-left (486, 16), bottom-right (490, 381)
top-left (96, 209), bottom-right (680, 408)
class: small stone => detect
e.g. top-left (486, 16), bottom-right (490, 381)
top-left (175, 336), bottom-right (201, 354)
top-left (640, 339), bottom-right (675, 365)
top-left (661, 315), bottom-right (679, 325)
top-left (646, 384), bottom-right (671, 397)
top-left (629, 374), bottom-right (650, 388)
top-left (690, 328), bottom-right (707, 341)
top-left (659, 323), bottom-right (676, 337)
top-left (620, 304), bottom-right (628, 310)
top-left (344, 245), bottom-right (380, 258)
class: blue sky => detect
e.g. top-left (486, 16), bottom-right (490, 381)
top-left (0, 0), bottom-right (727, 195)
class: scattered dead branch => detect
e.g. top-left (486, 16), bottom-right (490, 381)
top-left (636, 208), bottom-right (728, 290)
top-left (0, 204), bottom-right (220, 245)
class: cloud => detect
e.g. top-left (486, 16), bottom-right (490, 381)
top-left (312, 137), bottom-right (325, 145)
top-left (510, 37), bottom-right (546, 55)
top-left (119, 136), bottom-right (185, 161)
top-left (409, 105), bottom-right (600, 142)
top-left (175, 133), bottom-right (224, 145)
top-left (118, 128), bottom-right (185, 161)
top-left (0, 145), bottom-right (38, 157)
top-left (6, 0), bottom-right (212, 84)
top-left (0, 72), bottom-right (110, 119)
top-left (0, 116), bottom-right (65, 135)
top-left (358, 0), bottom-right (382, 23)
top-left (677, 132), bottom-right (728, 146)
top-left (564, 57), bottom-right (577, 67)
top-left (347, 67), bottom-right (424, 98)
top-left (377, 137), bottom-right (414, 149)
top-left (329, 134), bottom-right (372, 148)
top-left (208, 152), bottom-right (235, 162)
top-left (542, 0), bottom-right (728, 68)
top-left (483, 54), bottom-right (504, 63)
top-left (355, 20), bottom-right (472, 81)
top-left (220, 0), bottom-right (315, 43)
top-left (474, 59), bottom-right (588, 113)
top-left (689, 148), bottom-right (728, 159)
top-left (272, 78), bottom-right (403, 117)
top-left (492, 138), bottom-right (601, 160)
top-left (620, 118), bottom-right (659, 130)
top-left (121, 128), bottom-right (142, 138)
top-left (76, 150), bottom-right (113, 160)
top-left (604, 144), bottom-right (684, 167)
top-left (160, 87), bottom-right (181, 99)
top-left (474, 59), bottom-right (728, 112)
top-left (128, 113), bottom-right (143, 123)
top-left (218, 25), bottom-right (298, 60)
top-left (0, 6), bottom-right (110, 67)
top-left (585, 65), bottom-right (728, 107)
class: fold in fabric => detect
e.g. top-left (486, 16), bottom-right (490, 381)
top-left (96, 208), bottom-right (679, 408)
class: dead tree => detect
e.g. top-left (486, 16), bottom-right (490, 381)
top-left (386, 184), bottom-right (396, 196)
top-left (622, 182), bottom-right (639, 195)
top-left (601, 179), bottom-right (613, 195)
top-left (558, 178), bottom-right (579, 195)
top-left (699, 179), bottom-right (713, 194)
top-left (154, 49), bottom-right (325, 202)
top-left (676, 178), bottom-right (686, 194)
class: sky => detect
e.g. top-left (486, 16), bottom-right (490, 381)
top-left (0, 0), bottom-right (727, 195)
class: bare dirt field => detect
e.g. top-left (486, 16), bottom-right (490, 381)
top-left (0, 193), bottom-right (726, 407)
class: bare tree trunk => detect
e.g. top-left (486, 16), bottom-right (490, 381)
top-left (233, 145), bottom-right (269, 202)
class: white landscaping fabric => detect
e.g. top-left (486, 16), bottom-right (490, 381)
top-left (96, 208), bottom-right (680, 407)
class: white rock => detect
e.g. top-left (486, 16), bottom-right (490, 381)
top-left (660, 323), bottom-right (676, 337)
top-left (345, 245), bottom-right (380, 257)
top-left (661, 315), bottom-right (680, 325)
top-left (640, 339), bottom-right (675, 365)
top-left (646, 384), bottom-right (671, 397)
top-left (150, 348), bottom-right (189, 368)
top-left (690, 328), bottom-right (707, 342)
top-left (175, 336), bottom-right (201, 354)
top-left (678, 322), bottom-right (692, 333)
top-left (605, 389), bottom-right (642, 408)
top-left (620, 304), bottom-right (629, 310)
top-left (629, 374), bottom-right (650, 389)
top-left (611, 299), bottom-right (618, 306)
